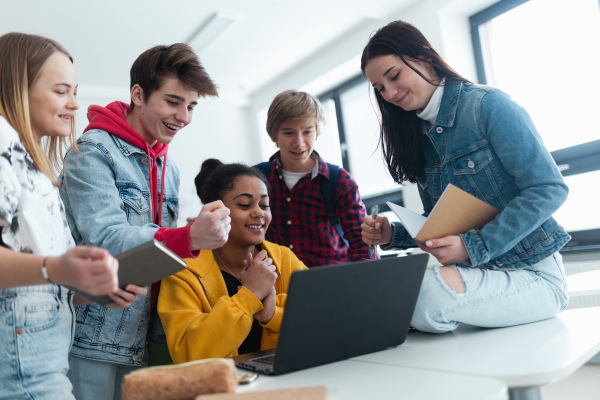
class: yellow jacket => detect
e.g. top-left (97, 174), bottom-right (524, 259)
top-left (157, 240), bottom-right (307, 364)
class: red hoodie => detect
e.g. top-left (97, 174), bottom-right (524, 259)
top-left (85, 101), bottom-right (199, 260)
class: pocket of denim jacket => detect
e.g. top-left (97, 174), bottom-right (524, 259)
top-left (450, 147), bottom-right (503, 201)
top-left (166, 199), bottom-right (179, 226)
top-left (120, 185), bottom-right (151, 215)
top-left (451, 146), bottom-right (492, 175)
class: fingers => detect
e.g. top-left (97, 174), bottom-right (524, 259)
top-left (69, 245), bottom-right (110, 260)
top-left (105, 285), bottom-right (147, 309)
top-left (423, 237), bottom-right (452, 249)
top-left (201, 200), bottom-right (227, 213)
top-left (106, 290), bottom-right (134, 309)
top-left (250, 250), bottom-right (272, 267)
top-left (63, 247), bottom-right (119, 295)
top-left (361, 216), bottom-right (385, 245)
top-left (123, 284), bottom-right (148, 297)
top-left (190, 203), bottom-right (231, 250)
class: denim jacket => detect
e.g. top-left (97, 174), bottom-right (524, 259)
top-left (386, 81), bottom-right (570, 269)
top-left (59, 129), bottom-right (179, 365)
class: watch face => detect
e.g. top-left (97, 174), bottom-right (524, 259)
top-left (236, 371), bottom-right (259, 384)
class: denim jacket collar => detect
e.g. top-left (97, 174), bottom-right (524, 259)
top-left (433, 80), bottom-right (463, 128)
top-left (111, 133), bottom-right (148, 157)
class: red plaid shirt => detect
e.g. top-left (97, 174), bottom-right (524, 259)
top-left (259, 151), bottom-right (377, 267)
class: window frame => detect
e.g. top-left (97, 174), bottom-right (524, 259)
top-left (319, 74), bottom-right (405, 213)
top-left (470, 0), bottom-right (600, 252)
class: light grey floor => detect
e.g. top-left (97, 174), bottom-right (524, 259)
top-left (540, 363), bottom-right (600, 400)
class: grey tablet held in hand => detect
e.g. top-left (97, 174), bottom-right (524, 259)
top-left (70, 239), bottom-right (187, 306)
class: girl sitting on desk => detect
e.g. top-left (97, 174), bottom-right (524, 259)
top-left (158, 159), bottom-right (307, 363)
top-left (360, 21), bottom-right (569, 333)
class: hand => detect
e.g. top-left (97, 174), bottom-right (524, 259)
top-left (361, 215), bottom-right (392, 246)
top-left (106, 284), bottom-right (148, 309)
top-left (47, 246), bottom-right (118, 296)
top-left (186, 216), bottom-right (197, 224)
top-left (254, 287), bottom-right (276, 324)
top-left (240, 250), bottom-right (277, 301)
top-left (189, 201), bottom-right (231, 251)
top-left (416, 235), bottom-right (469, 265)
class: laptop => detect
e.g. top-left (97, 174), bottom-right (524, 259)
top-left (232, 253), bottom-right (429, 375)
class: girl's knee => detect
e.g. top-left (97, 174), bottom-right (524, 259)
top-left (439, 266), bottom-right (465, 294)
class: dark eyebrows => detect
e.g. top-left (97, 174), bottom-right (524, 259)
top-left (371, 66), bottom-right (397, 88)
top-left (165, 93), bottom-right (198, 106)
top-left (233, 193), bottom-right (269, 200)
top-left (383, 66), bottom-right (395, 77)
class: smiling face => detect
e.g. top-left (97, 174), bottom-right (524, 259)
top-left (222, 175), bottom-right (272, 247)
top-left (128, 76), bottom-right (199, 146)
top-left (272, 118), bottom-right (317, 172)
top-left (364, 54), bottom-right (439, 112)
top-left (28, 52), bottom-right (79, 141)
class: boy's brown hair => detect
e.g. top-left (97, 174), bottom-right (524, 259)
top-left (266, 90), bottom-right (325, 140)
top-left (129, 43), bottom-right (218, 108)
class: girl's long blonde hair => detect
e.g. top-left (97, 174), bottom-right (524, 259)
top-left (0, 32), bottom-right (78, 184)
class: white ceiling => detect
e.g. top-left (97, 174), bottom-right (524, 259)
top-left (1, 0), bottom-right (418, 105)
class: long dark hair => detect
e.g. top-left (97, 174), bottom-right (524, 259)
top-left (360, 21), bottom-right (471, 183)
top-left (194, 159), bottom-right (269, 204)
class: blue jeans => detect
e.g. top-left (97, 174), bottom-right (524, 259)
top-left (0, 285), bottom-right (75, 400)
top-left (67, 355), bottom-right (141, 400)
top-left (411, 252), bottom-right (569, 333)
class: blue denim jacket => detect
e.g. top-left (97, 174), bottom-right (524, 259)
top-left (386, 81), bottom-right (570, 269)
top-left (59, 129), bottom-right (179, 365)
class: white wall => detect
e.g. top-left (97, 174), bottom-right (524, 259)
top-left (71, 0), bottom-right (501, 225)
top-left (240, 0), bottom-right (499, 215)
top-left (168, 98), bottom-right (253, 224)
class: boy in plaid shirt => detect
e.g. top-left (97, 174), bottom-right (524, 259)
top-left (256, 90), bottom-right (376, 267)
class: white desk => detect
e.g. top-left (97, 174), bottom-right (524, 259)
top-left (236, 358), bottom-right (507, 400)
top-left (351, 307), bottom-right (600, 400)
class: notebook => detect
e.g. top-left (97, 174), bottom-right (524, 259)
top-left (68, 239), bottom-right (187, 305)
top-left (386, 183), bottom-right (500, 242)
top-left (232, 253), bottom-right (429, 375)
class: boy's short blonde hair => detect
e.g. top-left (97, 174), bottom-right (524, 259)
top-left (266, 90), bottom-right (326, 140)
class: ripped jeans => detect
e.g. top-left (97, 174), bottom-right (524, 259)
top-left (411, 252), bottom-right (569, 333)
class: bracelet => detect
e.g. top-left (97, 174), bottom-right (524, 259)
top-left (41, 257), bottom-right (53, 283)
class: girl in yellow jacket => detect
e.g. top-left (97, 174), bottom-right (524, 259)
top-left (158, 159), bottom-right (308, 363)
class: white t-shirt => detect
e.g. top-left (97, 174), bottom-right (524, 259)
top-left (281, 169), bottom-right (310, 190)
top-left (0, 116), bottom-right (74, 256)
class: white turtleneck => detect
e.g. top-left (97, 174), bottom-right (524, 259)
top-left (416, 78), bottom-right (446, 125)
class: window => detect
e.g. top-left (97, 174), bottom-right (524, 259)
top-left (319, 76), bottom-right (405, 213)
top-left (470, 0), bottom-right (600, 251)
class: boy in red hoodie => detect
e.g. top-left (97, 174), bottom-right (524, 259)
top-left (59, 44), bottom-right (230, 400)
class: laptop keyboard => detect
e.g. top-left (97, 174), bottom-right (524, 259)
top-left (249, 354), bottom-right (276, 365)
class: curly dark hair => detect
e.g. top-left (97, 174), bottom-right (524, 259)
top-left (194, 159), bottom-right (270, 204)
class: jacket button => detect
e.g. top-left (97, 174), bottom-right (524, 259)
top-left (468, 159), bottom-right (475, 169)
top-left (287, 220), bottom-right (292, 225)
top-left (436, 127), bottom-right (443, 133)
top-left (141, 158), bottom-right (148, 164)
top-left (279, 175), bottom-right (283, 179)
top-left (132, 354), bottom-right (139, 361)
top-left (286, 197), bottom-right (291, 202)
top-left (289, 244), bottom-right (294, 249)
